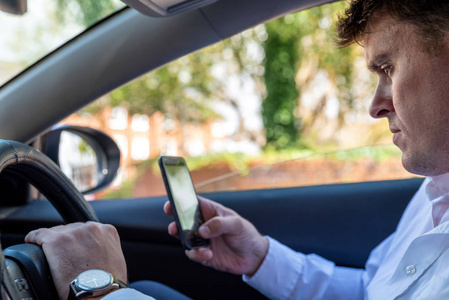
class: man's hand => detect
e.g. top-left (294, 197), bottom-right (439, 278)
top-left (164, 196), bottom-right (268, 276)
top-left (25, 222), bottom-right (127, 300)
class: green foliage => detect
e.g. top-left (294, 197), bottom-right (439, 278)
top-left (262, 18), bottom-right (301, 150)
top-left (56, 0), bottom-right (123, 27)
top-left (296, 2), bottom-right (360, 128)
top-left (81, 25), bottom-right (268, 151)
top-left (309, 144), bottom-right (402, 162)
top-left (108, 62), bottom-right (219, 123)
top-left (63, 0), bottom-right (382, 155)
top-left (77, 139), bottom-right (95, 155)
top-left (140, 152), bottom-right (254, 173)
top-left (101, 178), bottom-right (136, 199)
top-left (185, 152), bottom-right (252, 171)
top-left (139, 144), bottom-right (400, 175)
top-left (262, 2), bottom-right (368, 150)
top-left (71, 1), bottom-right (369, 153)
top-left (100, 144), bottom-right (401, 198)
top-left (81, 53), bottom-right (222, 134)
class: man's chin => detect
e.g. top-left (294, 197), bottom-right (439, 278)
top-left (401, 155), bottom-right (448, 177)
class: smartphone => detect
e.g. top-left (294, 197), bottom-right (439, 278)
top-left (159, 156), bottom-right (209, 250)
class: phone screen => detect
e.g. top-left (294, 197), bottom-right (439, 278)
top-left (159, 156), bottom-right (209, 249)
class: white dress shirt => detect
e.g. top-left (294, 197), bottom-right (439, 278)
top-left (244, 173), bottom-right (449, 300)
top-left (102, 288), bottom-right (155, 299)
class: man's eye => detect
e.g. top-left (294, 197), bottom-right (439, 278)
top-left (381, 66), bottom-right (392, 75)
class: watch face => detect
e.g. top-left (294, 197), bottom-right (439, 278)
top-left (76, 270), bottom-right (112, 290)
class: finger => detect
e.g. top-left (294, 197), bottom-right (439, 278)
top-left (30, 222), bottom-right (86, 238)
top-left (168, 222), bottom-right (179, 237)
top-left (25, 228), bottom-right (53, 245)
top-left (199, 216), bottom-right (242, 239)
top-left (197, 196), bottom-right (222, 220)
top-left (198, 196), bottom-right (236, 220)
top-left (163, 201), bottom-right (173, 216)
top-left (24, 229), bottom-right (40, 244)
top-left (48, 222), bottom-right (85, 232)
top-left (185, 247), bottom-right (213, 263)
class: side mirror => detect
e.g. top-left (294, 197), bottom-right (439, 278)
top-left (0, 0), bottom-right (26, 15)
top-left (43, 125), bottom-right (121, 195)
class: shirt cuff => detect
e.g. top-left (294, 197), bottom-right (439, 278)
top-left (243, 236), bottom-right (336, 300)
top-left (242, 237), bottom-right (305, 299)
top-left (101, 288), bottom-right (156, 300)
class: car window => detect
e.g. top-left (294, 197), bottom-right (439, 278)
top-left (61, 2), bottom-right (420, 199)
top-left (0, 0), bottom-right (125, 87)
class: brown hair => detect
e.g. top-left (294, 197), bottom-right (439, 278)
top-left (335, 0), bottom-right (449, 51)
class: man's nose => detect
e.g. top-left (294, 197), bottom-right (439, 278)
top-left (369, 82), bottom-right (394, 118)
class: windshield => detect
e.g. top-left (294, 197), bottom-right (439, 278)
top-left (0, 0), bottom-right (126, 86)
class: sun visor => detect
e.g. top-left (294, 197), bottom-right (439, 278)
top-left (122, 0), bottom-right (218, 17)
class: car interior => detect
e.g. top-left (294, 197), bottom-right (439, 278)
top-left (0, 0), bottom-right (423, 299)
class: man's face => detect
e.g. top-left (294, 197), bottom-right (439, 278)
top-left (364, 15), bottom-right (449, 176)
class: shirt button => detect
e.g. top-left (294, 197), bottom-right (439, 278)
top-left (406, 265), bottom-right (416, 275)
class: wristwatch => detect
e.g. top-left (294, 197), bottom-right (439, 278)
top-left (68, 269), bottom-right (128, 300)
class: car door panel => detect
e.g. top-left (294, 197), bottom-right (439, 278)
top-left (0, 177), bottom-right (423, 299)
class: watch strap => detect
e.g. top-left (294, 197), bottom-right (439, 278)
top-left (114, 278), bottom-right (128, 289)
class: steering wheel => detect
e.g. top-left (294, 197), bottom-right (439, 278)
top-left (0, 140), bottom-right (99, 299)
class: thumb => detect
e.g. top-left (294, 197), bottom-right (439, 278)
top-left (199, 216), bottom-right (241, 239)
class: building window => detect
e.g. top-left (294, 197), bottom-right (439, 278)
top-left (211, 122), bottom-right (226, 138)
top-left (108, 107), bottom-right (128, 130)
top-left (132, 114), bottom-right (150, 132)
top-left (163, 115), bottom-right (176, 133)
top-left (187, 139), bottom-right (205, 156)
top-left (131, 137), bottom-right (150, 160)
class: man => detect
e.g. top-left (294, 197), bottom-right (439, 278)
top-left (164, 1), bottom-right (449, 298)
top-left (26, 0), bottom-right (449, 299)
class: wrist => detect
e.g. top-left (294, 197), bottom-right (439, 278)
top-left (246, 236), bottom-right (269, 277)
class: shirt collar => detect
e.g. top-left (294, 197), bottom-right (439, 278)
top-left (425, 173), bottom-right (449, 202)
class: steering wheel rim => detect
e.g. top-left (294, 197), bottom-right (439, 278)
top-left (0, 140), bottom-right (98, 222)
top-left (0, 139), bottom-right (100, 299)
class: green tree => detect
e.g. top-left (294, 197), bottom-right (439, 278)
top-left (295, 3), bottom-right (358, 131)
top-left (207, 26), bottom-right (266, 144)
top-left (59, 0), bottom-right (378, 152)
top-left (82, 27), bottom-right (267, 148)
top-left (262, 2), bottom-right (373, 150)
top-left (262, 18), bottom-right (302, 150)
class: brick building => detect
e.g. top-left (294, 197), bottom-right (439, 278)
top-left (62, 106), bottom-right (227, 185)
